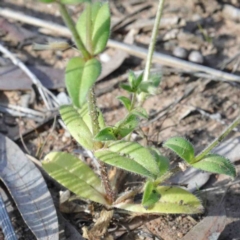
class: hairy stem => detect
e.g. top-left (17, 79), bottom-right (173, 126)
top-left (139, 0), bottom-right (165, 105)
top-left (58, 2), bottom-right (90, 59)
top-left (87, 88), bottom-right (100, 136)
top-left (130, 93), bottom-right (137, 111)
top-left (195, 114), bottom-right (240, 161)
top-left (59, 2), bottom-right (114, 203)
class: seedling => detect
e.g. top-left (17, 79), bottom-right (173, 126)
top-left (39, 0), bottom-right (236, 217)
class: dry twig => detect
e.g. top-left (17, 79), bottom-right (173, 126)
top-left (1, 8), bottom-right (240, 82)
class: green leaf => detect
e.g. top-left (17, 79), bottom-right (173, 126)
top-left (61, 0), bottom-right (90, 4)
top-left (39, 0), bottom-right (55, 3)
top-left (163, 137), bottom-right (195, 163)
top-left (131, 107), bottom-right (148, 119)
top-left (115, 186), bottom-right (203, 214)
top-left (150, 148), bottom-right (170, 176)
top-left (128, 71), bottom-right (143, 90)
top-left (60, 105), bottom-right (94, 150)
top-left (43, 152), bottom-right (108, 205)
top-left (65, 57), bottom-right (101, 108)
top-left (120, 83), bottom-right (134, 93)
top-left (135, 73), bottom-right (144, 88)
top-left (138, 82), bottom-right (158, 95)
top-left (115, 113), bottom-right (140, 138)
top-left (149, 72), bottom-right (161, 87)
top-left (96, 141), bottom-right (160, 178)
top-left (128, 70), bottom-right (137, 89)
top-left (92, 3), bottom-right (110, 54)
top-left (76, 2), bottom-right (110, 55)
top-left (94, 127), bottom-right (117, 141)
top-left (79, 103), bottom-right (105, 131)
top-left (192, 154), bottom-right (236, 179)
top-left (94, 150), bottom-right (155, 179)
top-left (142, 181), bottom-right (161, 209)
top-left (117, 96), bottom-right (131, 111)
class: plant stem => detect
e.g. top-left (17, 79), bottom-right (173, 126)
top-left (58, 2), bottom-right (90, 59)
top-left (130, 93), bottom-right (136, 111)
top-left (195, 114), bottom-right (240, 162)
top-left (58, 2), bottom-right (114, 203)
top-left (88, 83), bottom-right (115, 204)
top-left (139, 0), bottom-right (165, 105)
top-left (87, 88), bottom-right (101, 138)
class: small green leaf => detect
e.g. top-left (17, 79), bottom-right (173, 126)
top-left (163, 137), bottom-right (195, 163)
top-left (65, 57), bottom-right (101, 108)
top-left (76, 2), bottom-right (110, 55)
top-left (149, 72), bottom-right (161, 87)
top-left (115, 186), bottom-right (203, 214)
top-left (107, 141), bottom-right (159, 177)
top-left (117, 96), bottom-right (131, 111)
top-left (60, 105), bottom-right (94, 150)
top-left (120, 83), bottom-right (134, 93)
top-left (142, 181), bottom-right (161, 209)
top-left (42, 152), bottom-right (108, 205)
top-left (131, 107), bottom-right (148, 119)
top-left (61, 0), bottom-right (90, 4)
top-left (128, 70), bottom-right (137, 89)
top-left (128, 71), bottom-right (143, 90)
top-left (150, 148), bottom-right (170, 176)
top-left (94, 127), bottom-right (117, 141)
top-left (135, 73), bottom-right (143, 88)
top-left (92, 3), bottom-right (110, 54)
top-left (115, 113), bottom-right (140, 138)
top-left (138, 82), bottom-right (158, 95)
top-left (94, 150), bottom-right (155, 179)
top-left (192, 154), bottom-right (236, 178)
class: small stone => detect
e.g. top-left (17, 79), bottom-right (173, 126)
top-left (177, 232), bottom-right (183, 238)
top-left (223, 4), bottom-right (240, 22)
top-left (61, 135), bottom-right (68, 143)
top-left (172, 226), bottom-right (177, 230)
top-left (57, 92), bottom-right (71, 105)
top-left (188, 50), bottom-right (204, 64)
top-left (173, 47), bottom-right (188, 59)
top-left (99, 53), bottom-right (111, 63)
top-left (163, 29), bottom-right (179, 41)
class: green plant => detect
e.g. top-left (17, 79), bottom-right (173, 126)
top-left (39, 0), bottom-right (236, 216)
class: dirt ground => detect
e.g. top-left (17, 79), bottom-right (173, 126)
top-left (1, 0), bottom-right (240, 239)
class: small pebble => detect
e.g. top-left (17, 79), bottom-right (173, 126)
top-left (223, 4), bottom-right (240, 22)
top-left (99, 53), bottom-right (111, 63)
top-left (173, 47), bottom-right (188, 59)
top-left (188, 50), bottom-right (204, 64)
top-left (177, 232), bottom-right (183, 238)
top-left (57, 92), bottom-right (71, 105)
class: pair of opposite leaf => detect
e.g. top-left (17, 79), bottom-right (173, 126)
top-left (64, 2), bottom-right (110, 108)
top-left (163, 137), bottom-right (236, 179)
top-left (120, 70), bottom-right (161, 96)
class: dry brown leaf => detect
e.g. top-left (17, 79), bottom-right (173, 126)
top-left (82, 209), bottom-right (113, 240)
